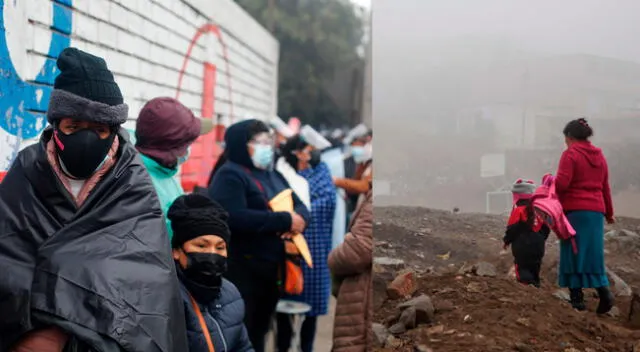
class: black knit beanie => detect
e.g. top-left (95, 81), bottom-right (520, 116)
top-left (47, 47), bottom-right (128, 126)
top-left (168, 194), bottom-right (231, 248)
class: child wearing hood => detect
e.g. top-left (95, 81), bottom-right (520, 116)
top-left (503, 179), bottom-right (550, 288)
top-left (168, 194), bottom-right (254, 352)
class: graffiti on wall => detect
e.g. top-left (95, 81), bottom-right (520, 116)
top-left (0, 0), bottom-right (72, 181)
top-left (1, 1), bottom-right (235, 187)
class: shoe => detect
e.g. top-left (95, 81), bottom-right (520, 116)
top-left (596, 287), bottom-right (614, 315)
top-left (569, 288), bottom-right (586, 311)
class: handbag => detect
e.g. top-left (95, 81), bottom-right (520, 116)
top-left (283, 249), bottom-right (305, 295)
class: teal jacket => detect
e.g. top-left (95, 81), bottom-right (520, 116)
top-left (140, 154), bottom-right (183, 240)
top-left (127, 129), bottom-right (183, 240)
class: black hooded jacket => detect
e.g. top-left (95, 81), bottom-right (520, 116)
top-left (207, 120), bottom-right (310, 263)
top-left (0, 128), bottom-right (188, 351)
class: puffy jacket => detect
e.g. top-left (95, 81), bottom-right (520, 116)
top-left (329, 191), bottom-right (373, 352)
top-left (179, 278), bottom-right (254, 352)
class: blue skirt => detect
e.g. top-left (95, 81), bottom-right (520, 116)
top-left (558, 211), bottom-right (609, 288)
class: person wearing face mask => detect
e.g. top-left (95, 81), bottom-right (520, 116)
top-left (334, 135), bottom-right (373, 211)
top-left (208, 119), bottom-right (310, 352)
top-left (168, 194), bottom-right (254, 352)
top-left (269, 117), bottom-right (312, 211)
top-left (134, 97), bottom-right (214, 239)
top-left (276, 135), bottom-right (336, 352)
top-left (0, 48), bottom-right (187, 351)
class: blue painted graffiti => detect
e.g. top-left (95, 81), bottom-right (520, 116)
top-left (0, 0), bottom-right (73, 140)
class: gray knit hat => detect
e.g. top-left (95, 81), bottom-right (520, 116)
top-left (512, 179), bottom-right (536, 202)
top-left (47, 47), bottom-right (128, 126)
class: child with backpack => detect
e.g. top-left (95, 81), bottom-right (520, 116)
top-left (503, 179), bottom-right (551, 287)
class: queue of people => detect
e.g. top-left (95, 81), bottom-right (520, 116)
top-left (0, 47), bottom-right (374, 352)
top-left (503, 117), bottom-right (615, 315)
top-left (2, 46), bottom-right (617, 352)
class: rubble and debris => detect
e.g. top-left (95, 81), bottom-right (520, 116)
top-left (373, 206), bottom-right (640, 352)
top-left (414, 344), bottom-right (433, 352)
top-left (398, 294), bottom-right (435, 324)
top-left (553, 290), bottom-right (571, 302)
top-left (385, 335), bottom-right (402, 349)
top-left (457, 262), bottom-right (474, 275)
top-left (425, 325), bottom-right (444, 335)
top-left (473, 261), bottom-right (497, 277)
top-left (628, 292), bottom-right (640, 328)
top-left (387, 270), bottom-right (417, 299)
top-left (374, 257), bottom-right (406, 273)
top-left (372, 323), bottom-right (389, 347)
top-left (606, 266), bottom-right (632, 297)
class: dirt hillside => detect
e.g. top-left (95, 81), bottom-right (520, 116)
top-left (373, 206), bottom-right (640, 352)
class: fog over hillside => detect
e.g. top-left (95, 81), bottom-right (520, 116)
top-left (373, 0), bottom-right (640, 217)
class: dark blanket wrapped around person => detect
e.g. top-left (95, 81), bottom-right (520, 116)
top-left (0, 129), bottom-right (189, 352)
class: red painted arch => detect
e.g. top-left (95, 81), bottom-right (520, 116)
top-left (176, 23), bottom-right (234, 192)
top-left (176, 23), bottom-right (234, 117)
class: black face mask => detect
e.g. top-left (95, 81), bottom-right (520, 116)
top-left (309, 150), bottom-right (322, 168)
top-left (179, 252), bottom-right (227, 302)
top-left (54, 128), bottom-right (115, 179)
top-left (183, 252), bottom-right (227, 286)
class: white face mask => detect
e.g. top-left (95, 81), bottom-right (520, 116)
top-left (353, 143), bottom-right (372, 163)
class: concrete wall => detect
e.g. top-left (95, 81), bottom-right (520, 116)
top-left (0, 0), bottom-right (279, 187)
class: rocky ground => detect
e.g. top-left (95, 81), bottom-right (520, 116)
top-left (373, 206), bottom-right (640, 352)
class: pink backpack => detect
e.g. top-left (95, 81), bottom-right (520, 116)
top-left (532, 174), bottom-right (578, 254)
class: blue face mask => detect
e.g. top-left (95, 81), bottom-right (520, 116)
top-left (351, 146), bottom-right (365, 161)
top-left (177, 147), bottom-right (191, 166)
top-left (251, 144), bottom-right (274, 169)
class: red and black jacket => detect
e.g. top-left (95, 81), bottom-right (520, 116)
top-left (504, 200), bottom-right (550, 247)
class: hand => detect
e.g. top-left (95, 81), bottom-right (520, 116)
top-left (281, 232), bottom-right (294, 240)
top-left (607, 216), bottom-right (616, 224)
top-left (12, 328), bottom-right (69, 352)
top-left (284, 239), bottom-right (300, 255)
top-left (290, 213), bottom-right (306, 233)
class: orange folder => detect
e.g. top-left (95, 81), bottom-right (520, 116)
top-left (269, 189), bottom-right (313, 268)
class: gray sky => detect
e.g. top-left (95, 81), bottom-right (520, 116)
top-left (373, 0), bottom-right (640, 122)
top-left (374, 0), bottom-right (640, 63)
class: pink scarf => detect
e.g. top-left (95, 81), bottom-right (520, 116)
top-left (46, 134), bottom-right (120, 207)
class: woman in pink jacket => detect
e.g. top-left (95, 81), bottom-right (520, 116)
top-left (555, 118), bottom-right (614, 314)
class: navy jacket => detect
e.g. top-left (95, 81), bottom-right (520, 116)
top-left (180, 278), bottom-right (253, 352)
top-left (208, 120), bottom-right (310, 262)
